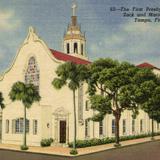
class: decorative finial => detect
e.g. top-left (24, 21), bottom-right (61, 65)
top-left (24, 26), bottom-right (39, 43)
top-left (72, 0), bottom-right (77, 16)
top-left (29, 26), bottom-right (34, 33)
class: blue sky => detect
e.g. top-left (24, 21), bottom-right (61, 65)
top-left (0, 0), bottom-right (160, 72)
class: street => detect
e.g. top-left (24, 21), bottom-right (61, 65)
top-left (0, 141), bottom-right (160, 160)
top-left (73, 140), bottom-right (160, 160)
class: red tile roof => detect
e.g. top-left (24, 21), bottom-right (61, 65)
top-left (137, 62), bottom-right (160, 70)
top-left (50, 49), bottom-right (91, 65)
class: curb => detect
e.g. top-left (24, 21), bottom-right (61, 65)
top-left (0, 138), bottom-right (159, 158)
top-left (0, 148), bottom-right (74, 157)
top-left (76, 139), bottom-right (160, 157)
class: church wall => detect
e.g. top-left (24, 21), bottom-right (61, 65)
top-left (41, 105), bottom-right (52, 139)
top-left (2, 102), bottom-right (42, 146)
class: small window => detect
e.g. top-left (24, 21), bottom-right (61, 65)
top-left (74, 43), bottom-right (78, 53)
top-left (85, 119), bottom-right (90, 138)
top-left (122, 119), bottom-right (126, 134)
top-left (6, 120), bottom-right (9, 133)
top-left (99, 121), bottom-right (103, 136)
top-left (13, 118), bottom-right (29, 134)
top-left (85, 100), bottom-right (89, 111)
top-left (112, 119), bottom-right (115, 134)
top-left (26, 120), bottom-right (30, 133)
top-left (33, 120), bottom-right (38, 135)
top-left (157, 123), bottom-right (160, 130)
top-left (15, 118), bottom-right (23, 133)
top-left (140, 119), bottom-right (143, 132)
top-left (67, 43), bottom-right (70, 54)
top-left (132, 119), bottom-right (135, 133)
top-left (12, 120), bottom-right (15, 133)
top-left (81, 44), bottom-right (84, 55)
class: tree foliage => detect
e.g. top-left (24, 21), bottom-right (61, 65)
top-left (9, 81), bottom-right (41, 108)
top-left (133, 68), bottom-right (160, 119)
top-left (52, 62), bottom-right (88, 91)
top-left (133, 68), bottom-right (160, 137)
top-left (87, 58), bottom-right (143, 145)
top-left (90, 95), bottom-right (112, 121)
top-left (87, 58), bottom-right (140, 116)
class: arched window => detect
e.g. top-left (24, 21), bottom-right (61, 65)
top-left (74, 42), bottom-right (78, 53)
top-left (25, 57), bottom-right (39, 91)
top-left (81, 44), bottom-right (83, 55)
top-left (67, 43), bottom-right (70, 54)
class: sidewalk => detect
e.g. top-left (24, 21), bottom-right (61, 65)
top-left (0, 136), bottom-right (160, 156)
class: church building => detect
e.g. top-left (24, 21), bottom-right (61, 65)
top-left (0, 3), bottom-right (159, 146)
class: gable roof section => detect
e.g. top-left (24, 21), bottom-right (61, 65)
top-left (137, 62), bottom-right (160, 70)
top-left (50, 49), bottom-right (91, 65)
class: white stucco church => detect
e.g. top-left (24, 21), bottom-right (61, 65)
top-left (0, 3), bottom-right (159, 146)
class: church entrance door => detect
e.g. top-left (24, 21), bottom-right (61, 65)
top-left (59, 120), bottom-right (66, 143)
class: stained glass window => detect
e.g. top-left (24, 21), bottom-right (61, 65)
top-left (25, 57), bottom-right (39, 91)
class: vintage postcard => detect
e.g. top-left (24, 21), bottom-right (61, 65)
top-left (0, 0), bottom-right (160, 160)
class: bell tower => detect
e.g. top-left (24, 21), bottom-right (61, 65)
top-left (63, 1), bottom-right (87, 59)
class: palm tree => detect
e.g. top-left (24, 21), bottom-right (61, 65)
top-left (9, 81), bottom-right (41, 149)
top-left (52, 62), bottom-right (88, 154)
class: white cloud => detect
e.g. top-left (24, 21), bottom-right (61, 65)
top-left (0, 52), bottom-right (4, 60)
top-left (123, 20), bottom-right (160, 33)
top-left (0, 10), bottom-right (21, 31)
top-left (104, 35), bottom-right (124, 47)
top-left (89, 20), bottom-right (160, 67)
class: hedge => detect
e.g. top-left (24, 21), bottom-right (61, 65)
top-left (68, 132), bottom-right (160, 148)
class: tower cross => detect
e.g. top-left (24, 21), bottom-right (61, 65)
top-left (72, 1), bottom-right (77, 16)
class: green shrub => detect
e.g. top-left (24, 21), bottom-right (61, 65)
top-left (20, 145), bottom-right (29, 150)
top-left (49, 138), bottom-right (54, 143)
top-left (70, 149), bottom-right (78, 155)
top-left (68, 138), bottom-right (116, 148)
top-left (90, 138), bottom-right (101, 146)
top-left (68, 132), bottom-right (160, 148)
top-left (40, 138), bottom-right (54, 147)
